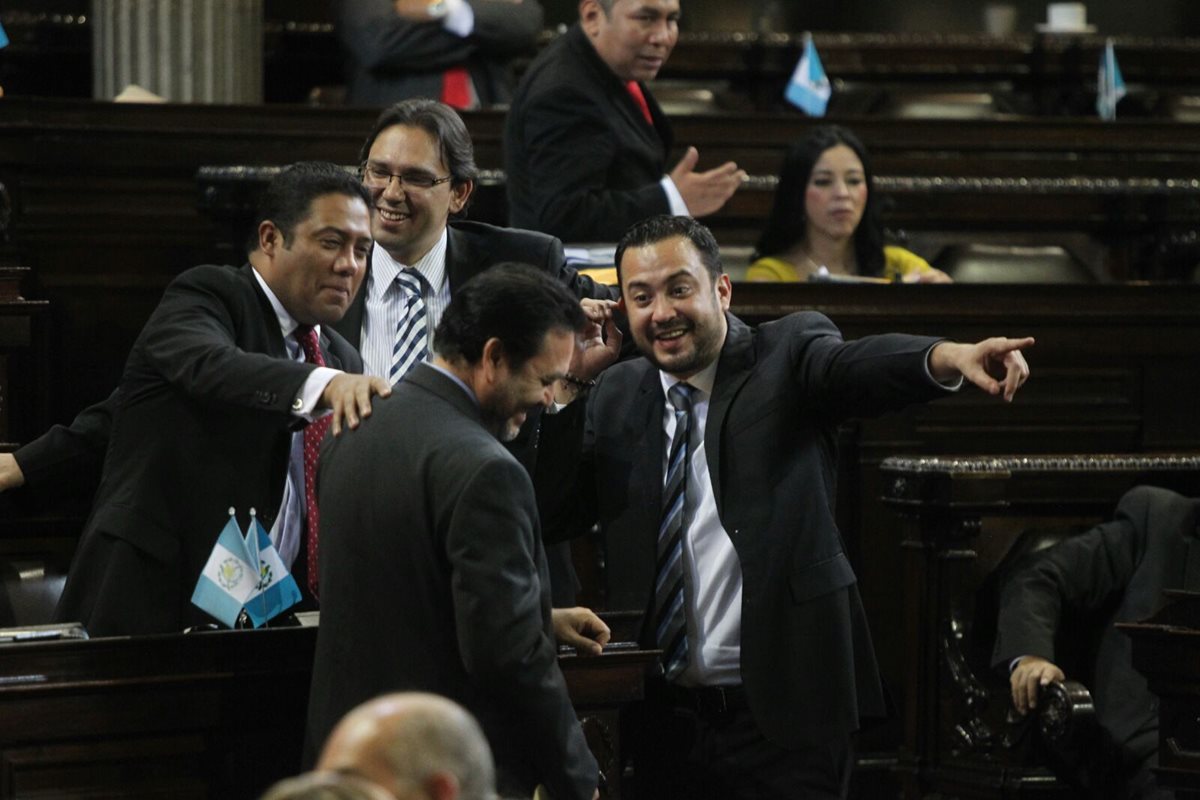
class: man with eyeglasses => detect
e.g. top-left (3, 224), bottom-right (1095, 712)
top-left (336, 98), bottom-right (615, 390)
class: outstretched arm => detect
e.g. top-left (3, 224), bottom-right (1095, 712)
top-left (929, 336), bottom-right (1035, 401)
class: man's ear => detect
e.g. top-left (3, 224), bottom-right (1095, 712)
top-left (425, 772), bottom-right (460, 800)
top-left (580, 0), bottom-right (603, 36)
top-left (258, 220), bottom-right (281, 256)
top-left (449, 179), bottom-right (474, 215)
top-left (481, 337), bottom-right (507, 382)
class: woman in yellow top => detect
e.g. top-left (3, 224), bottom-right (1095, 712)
top-left (749, 126), bottom-right (952, 283)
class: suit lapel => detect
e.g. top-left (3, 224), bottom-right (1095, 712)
top-left (445, 224), bottom-right (479, 295)
top-left (705, 314), bottom-right (756, 516)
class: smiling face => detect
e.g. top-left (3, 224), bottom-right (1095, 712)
top-left (259, 192), bottom-right (372, 326)
top-left (804, 144), bottom-right (868, 245)
top-left (363, 123), bottom-right (471, 265)
top-left (581, 0), bottom-right (680, 82)
top-left (619, 235), bottom-right (730, 380)
top-left (480, 329), bottom-right (574, 442)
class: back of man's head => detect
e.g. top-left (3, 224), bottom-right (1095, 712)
top-left (247, 161), bottom-right (370, 255)
top-left (318, 693), bottom-right (496, 800)
top-left (433, 263), bottom-right (585, 370)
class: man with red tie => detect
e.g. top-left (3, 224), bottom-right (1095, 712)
top-left (47, 163), bottom-right (390, 636)
top-left (336, 0), bottom-right (544, 109)
top-left (505, 0), bottom-right (746, 243)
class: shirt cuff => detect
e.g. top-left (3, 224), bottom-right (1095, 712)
top-left (923, 343), bottom-right (964, 391)
top-left (293, 367), bottom-right (341, 420)
top-left (441, 0), bottom-right (474, 37)
top-left (661, 176), bottom-right (690, 216)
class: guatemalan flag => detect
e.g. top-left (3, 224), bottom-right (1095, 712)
top-left (241, 514), bottom-right (301, 628)
top-left (0, 20), bottom-right (8, 49)
top-left (1096, 38), bottom-right (1126, 121)
top-left (192, 509), bottom-right (301, 628)
top-left (785, 34), bottom-right (831, 117)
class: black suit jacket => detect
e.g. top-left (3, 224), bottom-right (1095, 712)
top-left (52, 264), bottom-right (361, 637)
top-left (336, 0), bottom-right (543, 107)
top-left (540, 312), bottom-right (951, 750)
top-left (306, 364), bottom-right (597, 800)
top-left (993, 485), bottom-right (1200, 753)
top-left (505, 23), bottom-right (673, 243)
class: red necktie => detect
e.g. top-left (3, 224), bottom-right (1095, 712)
top-left (626, 81), bottom-right (654, 126)
top-left (296, 326), bottom-right (329, 600)
top-left (442, 66), bottom-right (473, 110)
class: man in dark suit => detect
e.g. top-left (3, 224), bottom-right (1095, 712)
top-left (336, 0), bottom-right (543, 109)
top-left (994, 485), bottom-right (1198, 799)
top-left (50, 163), bottom-right (390, 636)
top-left (504, 0), bottom-right (745, 243)
top-left (539, 216), bottom-right (1033, 798)
top-left (307, 264), bottom-right (609, 800)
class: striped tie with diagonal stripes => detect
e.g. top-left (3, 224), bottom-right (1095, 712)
top-left (389, 269), bottom-right (429, 384)
top-left (656, 381), bottom-right (695, 680)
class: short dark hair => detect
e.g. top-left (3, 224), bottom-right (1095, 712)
top-left (249, 161), bottom-right (369, 254)
top-left (358, 99), bottom-right (479, 189)
top-left (614, 215), bottom-right (724, 285)
top-left (754, 125), bottom-right (886, 277)
top-left (434, 263), bottom-right (585, 369)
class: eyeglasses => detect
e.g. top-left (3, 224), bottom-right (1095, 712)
top-left (359, 163), bottom-right (453, 190)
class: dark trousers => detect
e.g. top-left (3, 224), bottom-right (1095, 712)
top-left (629, 681), bottom-right (854, 800)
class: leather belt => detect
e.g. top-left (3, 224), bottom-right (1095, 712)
top-left (660, 682), bottom-right (749, 716)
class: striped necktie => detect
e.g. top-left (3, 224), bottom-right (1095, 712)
top-left (656, 382), bottom-right (695, 680)
top-left (390, 269), bottom-right (429, 384)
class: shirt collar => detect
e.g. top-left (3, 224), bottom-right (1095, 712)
top-left (369, 228), bottom-right (449, 299)
top-left (251, 266), bottom-right (316, 342)
top-left (658, 357), bottom-right (719, 399)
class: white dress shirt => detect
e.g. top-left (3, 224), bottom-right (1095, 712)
top-left (659, 360), bottom-right (743, 687)
top-left (359, 230), bottom-right (453, 379)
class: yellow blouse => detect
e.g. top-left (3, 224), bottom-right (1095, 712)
top-left (746, 246), bottom-right (935, 283)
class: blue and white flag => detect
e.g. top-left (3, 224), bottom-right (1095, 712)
top-left (1096, 38), bottom-right (1126, 121)
top-left (0, 21), bottom-right (8, 49)
top-left (241, 514), bottom-right (301, 628)
top-left (785, 34), bottom-right (831, 117)
top-left (191, 512), bottom-right (260, 628)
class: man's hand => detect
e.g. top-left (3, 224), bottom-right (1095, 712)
top-left (0, 453), bottom-right (25, 492)
top-left (319, 375), bottom-right (392, 435)
top-left (556, 300), bottom-right (623, 404)
top-left (1010, 655), bottom-right (1065, 715)
top-left (551, 606), bottom-right (611, 656)
top-left (669, 146), bottom-right (746, 218)
top-left (929, 336), bottom-right (1034, 401)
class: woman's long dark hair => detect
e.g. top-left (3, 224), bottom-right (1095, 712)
top-left (754, 125), bottom-right (886, 278)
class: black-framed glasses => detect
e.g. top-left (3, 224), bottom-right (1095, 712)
top-left (359, 163), bottom-right (453, 190)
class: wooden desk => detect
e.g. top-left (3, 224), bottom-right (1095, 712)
top-left (880, 454), bottom-right (1200, 799)
top-left (0, 626), bottom-right (656, 799)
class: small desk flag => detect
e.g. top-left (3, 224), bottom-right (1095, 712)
top-left (242, 514), bottom-right (301, 628)
top-left (1097, 38), bottom-right (1126, 121)
top-left (192, 509), bottom-right (301, 628)
top-left (785, 34), bottom-right (831, 117)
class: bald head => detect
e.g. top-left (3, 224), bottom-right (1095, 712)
top-left (317, 693), bottom-right (496, 800)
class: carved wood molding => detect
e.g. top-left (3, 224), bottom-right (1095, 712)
top-left (882, 454), bottom-right (1200, 475)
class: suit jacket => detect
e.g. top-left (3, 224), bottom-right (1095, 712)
top-left (306, 364), bottom-right (597, 800)
top-left (539, 311), bottom-right (950, 750)
top-left (52, 264), bottom-right (361, 637)
top-left (505, 23), bottom-right (673, 243)
top-left (337, 0), bottom-right (543, 107)
top-left (993, 485), bottom-right (1200, 753)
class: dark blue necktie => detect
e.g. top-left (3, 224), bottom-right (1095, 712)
top-left (655, 382), bottom-right (695, 680)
